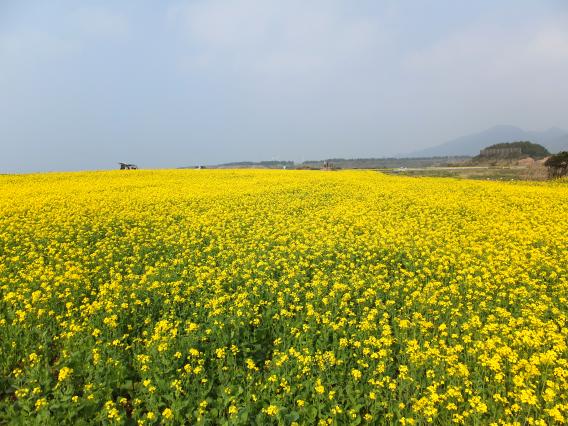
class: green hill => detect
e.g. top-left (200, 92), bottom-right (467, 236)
top-left (477, 141), bottom-right (550, 160)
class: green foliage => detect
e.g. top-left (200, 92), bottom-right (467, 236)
top-left (484, 141), bottom-right (550, 158)
top-left (544, 151), bottom-right (568, 178)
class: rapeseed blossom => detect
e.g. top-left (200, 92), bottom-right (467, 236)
top-left (57, 367), bottom-right (73, 382)
top-left (0, 170), bottom-right (567, 424)
top-left (162, 408), bottom-right (173, 420)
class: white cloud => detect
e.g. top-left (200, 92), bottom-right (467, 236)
top-left (0, 30), bottom-right (78, 57)
top-left (0, 30), bottom-right (79, 81)
top-left (167, 0), bottom-right (389, 75)
top-left (71, 7), bottom-right (130, 39)
top-left (0, 5), bottom-right (131, 81)
top-left (395, 15), bottom-right (568, 140)
top-left (527, 27), bottom-right (568, 63)
top-left (168, 0), bottom-right (273, 48)
top-left (0, 5), bottom-right (129, 57)
top-left (404, 18), bottom-right (568, 78)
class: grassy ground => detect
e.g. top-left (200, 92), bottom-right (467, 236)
top-left (381, 166), bottom-right (547, 181)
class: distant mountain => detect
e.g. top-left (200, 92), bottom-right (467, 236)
top-left (545, 134), bottom-right (568, 154)
top-left (409, 125), bottom-right (568, 157)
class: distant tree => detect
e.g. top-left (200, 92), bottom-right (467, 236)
top-left (544, 152), bottom-right (568, 178)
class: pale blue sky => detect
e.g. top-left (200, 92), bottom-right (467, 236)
top-left (1, 1), bottom-right (567, 172)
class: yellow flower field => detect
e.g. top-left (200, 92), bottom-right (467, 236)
top-left (1, 170), bottom-right (567, 425)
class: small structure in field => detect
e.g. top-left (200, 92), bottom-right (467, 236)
top-left (119, 163), bottom-right (138, 170)
top-left (321, 160), bottom-right (334, 171)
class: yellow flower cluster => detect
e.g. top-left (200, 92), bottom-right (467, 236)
top-left (1, 170), bottom-right (567, 424)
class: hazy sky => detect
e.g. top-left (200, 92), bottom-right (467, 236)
top-left (1, 0), bottom-right (568, 172)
